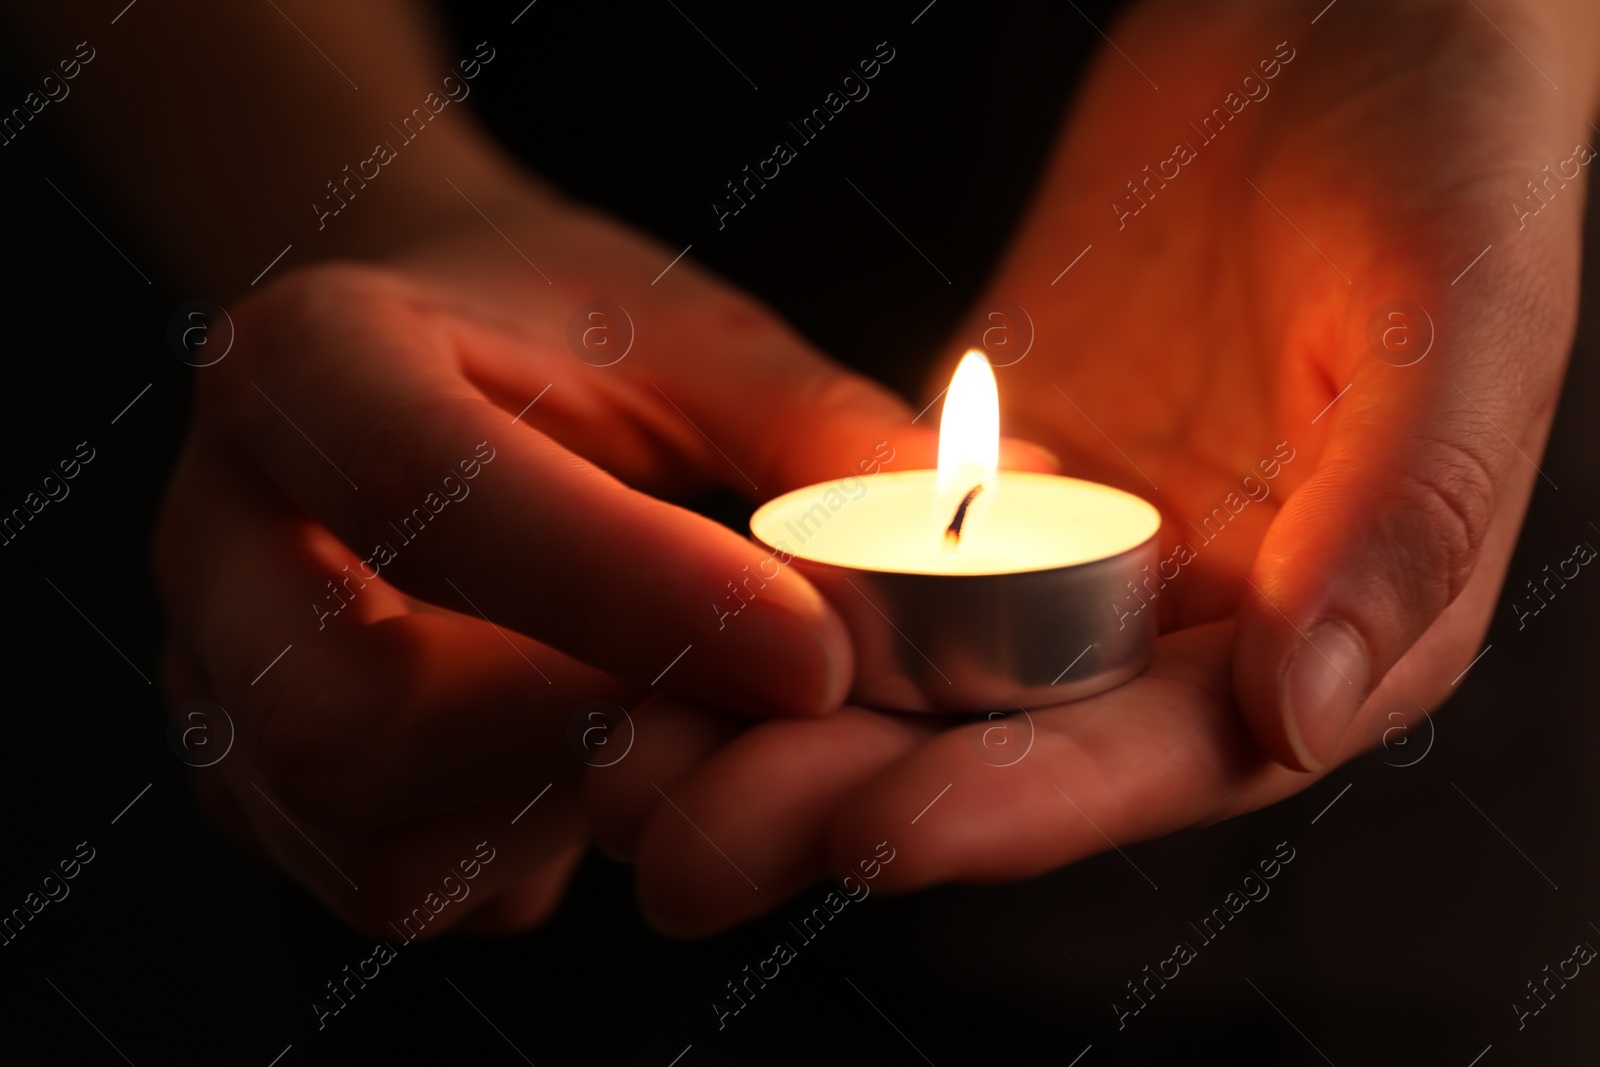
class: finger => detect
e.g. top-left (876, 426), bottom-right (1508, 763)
top-left (156, 441), bottom-right (636, 830)
top-left (431, 230), bottom-right (947, 493)
top-left (388, 211), bottom-right (1053, 491)
top-left (464, 292), bottom-right (946, 492)
top-left (1235, 219), bottom-right (1578, 770)
top-left (454, 290), bottom-right (1059, 488)
top-left (451, 840), bottom-right (588, 935)
top-left (633, 330), bottom-right (932, 495)
top-left (642, 357), bottom-right (1062, 491)
top-left (630, 303), bottom-right (1058, 489)
top-left (631, 708), bottom-right (932, 936)
top-left (205, 264), bottom-right (850, 717)
top-left (826, 623), bottom-right (1298, 891)
top-left (157, 456), bottom-right (594, 937)
top-left (236, 776), bottom-right (587, 941)
top-left (582, 695), bottom-right (746, 863)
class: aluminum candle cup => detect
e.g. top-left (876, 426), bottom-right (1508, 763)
top-left (749, 470), bottom-right (1162, 713)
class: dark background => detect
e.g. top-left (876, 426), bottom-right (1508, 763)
top-left (2, 1), bottom-right (1597, 1063)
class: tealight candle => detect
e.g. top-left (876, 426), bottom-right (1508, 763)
top-left (750, 351), bottom-right (1161, 712)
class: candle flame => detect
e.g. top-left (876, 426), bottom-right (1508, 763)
top-left (937, 349), bottom-right (1000, 493)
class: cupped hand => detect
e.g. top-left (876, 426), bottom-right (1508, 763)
top-left (155, 175), bottom-right (958, 936)
top-left (586, 0), bottom-right (1599, 934)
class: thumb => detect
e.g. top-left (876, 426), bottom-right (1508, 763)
top-left (1234, 244), bottom-right (1576, 772)
top-left (645, 309), bottom-right (1056, 495)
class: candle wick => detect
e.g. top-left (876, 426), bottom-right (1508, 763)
top-left (944, 483), bottom-right (984, 549)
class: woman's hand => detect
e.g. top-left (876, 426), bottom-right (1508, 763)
top-left (585, 0), bottom-right (1600, 935)
top-left (155, 179), bottom-right (947, 936)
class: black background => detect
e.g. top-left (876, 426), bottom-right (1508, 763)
top-left (1, 1), bottom-right (1598, 1063)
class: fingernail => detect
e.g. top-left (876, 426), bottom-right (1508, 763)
top-left (1283, 619), bottom-right (1368, 770)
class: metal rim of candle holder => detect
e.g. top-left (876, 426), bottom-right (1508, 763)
top-left (752, 531), bottom-right (1161, 713)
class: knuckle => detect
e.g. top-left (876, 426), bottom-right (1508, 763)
top-left (1389, 434), bottom-right (1499, 603)
top-left (252, 677), bottom-right (385, 830)
top-left (241, 261), bottom-right (393, 331)
top-left (339, 391), bottom-right (485, 531)
top-left (195, 262), bottom-right (397, 428)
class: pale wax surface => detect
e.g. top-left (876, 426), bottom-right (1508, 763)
top-left (750, 470), bottom-right (1161, 576)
